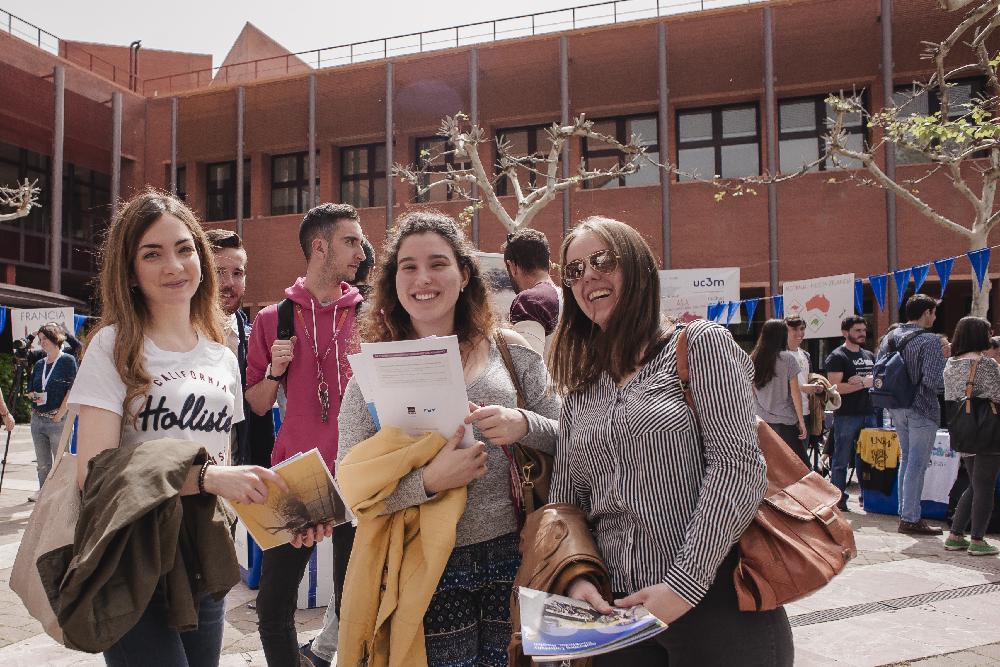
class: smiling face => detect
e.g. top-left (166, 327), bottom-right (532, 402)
top-left (395, 231), bottom-right (469, 336)
top-left (564, 230), bottom-right (623, 330)
top-left (132, 213), bottom-right (201, 311)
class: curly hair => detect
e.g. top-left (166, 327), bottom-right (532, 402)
top-left (363, 210), bottom-right (495, 345)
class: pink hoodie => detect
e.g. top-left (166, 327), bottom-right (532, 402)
top-left (246, 277), bottom-right (363, 469)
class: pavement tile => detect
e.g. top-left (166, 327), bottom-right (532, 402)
top-left (972, 643), bottom-right (1000, 659)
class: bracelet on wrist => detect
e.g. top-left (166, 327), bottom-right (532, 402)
top-left (197, 458), bottom-right (217, 495)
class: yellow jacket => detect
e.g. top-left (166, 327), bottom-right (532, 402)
top-left (336, 427), bottom-right (467, 667)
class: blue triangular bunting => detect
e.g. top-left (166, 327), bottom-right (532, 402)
top-left (73, 314), bottom-right (87, 335)
top-left (706, 302), bottom-right (720, 322)
top-left (934, 258), bottom-right (955, 299)
top-left (854, 279), bottom-right (864, 316)
top-left (893, 268), bottom-right (911, 307)
top-left (715, 302), bottom-right (726, 323)
top-left (911, 264), bottom-right (930, 292)
top-left (726, 301), bottom-right (740, 326)
top-left (744, 298), bottom-right (759, 326)
top-left (869, 274), bottom-right (888, 311)
top-left (967, 248), bottom-right (991, 292)
top-left (0, 306), bottom-right (6, 335)
top-left (773, 295), bottom-right (784, 319)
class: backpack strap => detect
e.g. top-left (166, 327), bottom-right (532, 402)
top-left (675, 326), bottom-right (695, 413)
top-left (272, 298), bottom-right (295, 381)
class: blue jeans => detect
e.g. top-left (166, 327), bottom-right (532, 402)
top-left (889, 409), bottom-right (939, 523)
top-left (103, 593), bottom-right (226, 667)
top-left (30, 411), bottom-right (67, 487)
top-left (831, 413), bottom-right (877, 503)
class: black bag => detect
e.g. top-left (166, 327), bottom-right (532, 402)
top-left (946, 359), bottom-right (1000, 455)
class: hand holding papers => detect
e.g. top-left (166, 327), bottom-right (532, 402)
top-left (349, 335), bottom-right (474, 446)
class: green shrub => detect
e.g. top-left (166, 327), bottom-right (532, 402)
top-left (0, 353), bottom-right (33, 422)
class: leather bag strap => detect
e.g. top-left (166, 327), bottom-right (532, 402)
top-left (495, 331), bottom-right (527, 409)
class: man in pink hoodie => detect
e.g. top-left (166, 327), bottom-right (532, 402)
top-left (245, 203), bottom-right (365, 667)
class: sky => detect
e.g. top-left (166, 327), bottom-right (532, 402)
top-left (2, 0), bottom-right (595, 68)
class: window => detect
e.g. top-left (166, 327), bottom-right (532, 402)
top-left (166, 164), bottom-right (187, 201)
top-left (495, 124), bottom-right (554, 196)
top-left (415, 136), bottom-right (470, 203)
top-left (676, 104), bottom-right (760, 181)
top-left (582, 115), bottom-right (659, 189)
top-left (893, 78), bottom-right (986, 164)
top-left (340, 144), bottom-right (386, 209)
top-left (206, 160), bottom-right (250, 221)
top-left (778, 94), bottom-right (866, 173)
top-left (271, 151), bottom-right (319, 215)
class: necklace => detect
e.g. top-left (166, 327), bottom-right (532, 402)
top-left (295, 302), bottom-right (351, 422)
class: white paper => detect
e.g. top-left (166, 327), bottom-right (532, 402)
top-left (782, 273), bottom-right (855, 339)
top-left (357, 336), bottom-right (474, 446)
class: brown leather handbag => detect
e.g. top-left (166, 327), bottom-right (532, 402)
top-left (495, 331), bottom-right (553, 518)
top-left (676, 327), bottom-right (856, 611)
top-left (508, 503), bottom-right (613, 667)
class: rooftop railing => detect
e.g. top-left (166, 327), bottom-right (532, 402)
top-left (142, 0), bottom-right (768, 95)
top-left (1, 7), bottom-right (131, 87)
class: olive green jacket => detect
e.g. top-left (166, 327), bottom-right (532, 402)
top-left (37, 438), bottom-right (239, 653)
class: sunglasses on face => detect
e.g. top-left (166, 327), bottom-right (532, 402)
top-left (562, 249), bottom-right (620, 287)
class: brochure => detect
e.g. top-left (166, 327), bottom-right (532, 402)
top-left (354, 335), bottom-right (474, 446)
top-left (227, 448), bottom-right (353, 550)
top-left (518, 587), bottom-right (668, 662)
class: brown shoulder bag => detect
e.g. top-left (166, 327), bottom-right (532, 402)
top-left (495, 331), bottom-right (554, 520)
top-left (676, 326), bottom-right (856, 611)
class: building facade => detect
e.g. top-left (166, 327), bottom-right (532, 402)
top-left (0, 0), bottom-right (997, 344)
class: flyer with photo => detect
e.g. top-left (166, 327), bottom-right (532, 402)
top-left (518, 587), bottom-right (667, 661)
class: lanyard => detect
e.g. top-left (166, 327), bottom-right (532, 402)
top-left (295, 301), bottom-right (351, 422)
top-left (40, 355), bottom-right (60, 391)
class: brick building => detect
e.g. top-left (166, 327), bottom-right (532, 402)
top-left (0, 0), bottom-right (997, 349)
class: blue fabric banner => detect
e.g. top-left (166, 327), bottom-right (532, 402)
top-left (869, 274), bottom-right (888, 311)
top-left (934, 257), bottom-right (955, 299)
top-left (893, 268), bottom-right (912, 307)
top-left (911, 263), bottom-right (930, 292)
top-left (773, 295), bottom-right (784, 319)
top-left (73, 314), bottom-right (87, 335)
top-left (706, 302), bottom-right (720, 322)
top-left (854, 279), bottom-right (864, 316)
top-left (744, 298), bottom-right (759, 327)
top-left (0, 306), bottom-right (6, 336)
top-left (725, 301), bottom-right (740, 326)
top-left (967, 248), bottom-right (991, 292)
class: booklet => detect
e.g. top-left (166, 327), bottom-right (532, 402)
top-left (518, 587), bottom-right (668, 662)
top-left (227, 448), bottom-right (354, 550)
top-left (354, 335), bottom-right (474, 446)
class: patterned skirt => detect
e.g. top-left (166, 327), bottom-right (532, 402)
top-left (423, 532), bottom-right (521, 667)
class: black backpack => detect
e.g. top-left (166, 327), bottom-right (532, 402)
top-left (870, 330), bottom-right (932, 410)
top-left (272, 298), bottom-right (295, 380)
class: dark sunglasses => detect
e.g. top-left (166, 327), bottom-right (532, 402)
top-left (562, 249), bottom-right (620, 287)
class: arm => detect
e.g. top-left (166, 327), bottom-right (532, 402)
top-left (920, 339), bottom-right (946, 393)
top-left (0, 387), bottom-right (14, 432)
top-left (827, 371), bottom-right (865, 396)
top-left (244, 309), bottom-right (287, 416)
top-left (663, 322), bottom-right (768, 607)
top-left (52, 357), bottom-right (78, 421)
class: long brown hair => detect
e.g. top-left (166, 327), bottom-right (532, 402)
top-left (91, 188), bottom-right (224, 417)
top-left (549, 216), bottom-right (664, 394)
top-left (750, 319), bottom-right (789, 389)
top-left (364, 209), bottom-right (494, 345)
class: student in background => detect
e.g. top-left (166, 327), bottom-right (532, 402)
top-left (750, 319), bottom-right (809, 466)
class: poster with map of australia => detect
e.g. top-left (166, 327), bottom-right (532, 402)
top-left (782, 273), bottom-right (854, 339)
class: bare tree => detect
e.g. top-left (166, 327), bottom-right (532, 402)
top-left (392, 113), bottom-right (647, 234)
top-left (0, 179), bottom-right (40, 223)
top-left (818, 0), bottom-right (1000, 316)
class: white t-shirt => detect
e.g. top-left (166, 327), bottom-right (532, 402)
top-left (69, 325), bottom-right (244, 465)
top-left (791, 347), bottom-right (810, 416)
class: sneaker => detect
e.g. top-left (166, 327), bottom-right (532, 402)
top-left (944, 535), bottom-right (971, 551)
top-left (968, 540), bottom-right (1000, 557)
top-left (299, 641), bottom-right (331, 667)
top-left (897, 520), bottom-right (943, 535)
top-left (27, 491), bottom-right (38, 502)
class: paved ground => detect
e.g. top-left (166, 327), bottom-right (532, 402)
top-left (2, 423), bottom-right (1000, 666)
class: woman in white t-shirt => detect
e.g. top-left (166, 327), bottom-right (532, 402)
top-left (69, 189), bottom-right (288, 667)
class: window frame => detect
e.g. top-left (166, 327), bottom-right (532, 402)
top-left (495, 123), bottom-right (553, 196)
top-left (205, 159), bottom-right (250, 221)
top-left (415, 135), bottom-right (469, 203)
top-left (675, 103), bottom-right (761, 182)
top-left (339, 143), bottom-right (386, 209)
top-left (581, 113), bottom-right (660, 189)
top-left (892, 77), bottom-right (988, 163)
top-left (270, 151), bottom-right (319, 216)
top-left (777, 92), bottom-right (868, 173)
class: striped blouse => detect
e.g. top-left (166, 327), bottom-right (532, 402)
top-left (550, 319), bottom-right (767, 607)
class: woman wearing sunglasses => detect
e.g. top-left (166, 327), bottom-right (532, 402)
top-left (548, 216), bottom-right (793, 666)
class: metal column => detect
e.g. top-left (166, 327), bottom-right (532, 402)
top-left (763, 8), bottom-right (779, 304)
top-left (50, 66), bottom-right (64, 294)
top-left (560, 36), bottom-right (570, 235)
top-left (236, 87), bottom-right (245, 238)
top-left (308, 74), bottom-right (316, 211)
top-left (881, 0), bottom-right (898, 322)
top-left (657, 24), bottom-right (670, 269)
top-left (111, 91), bottom-right (122, 219)
top-left (386, 62), bottom-right (394, 231)
top-left (170, 97), bottom-right (178, 195)
top-left (469, 49), bottom-right (480, 247)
